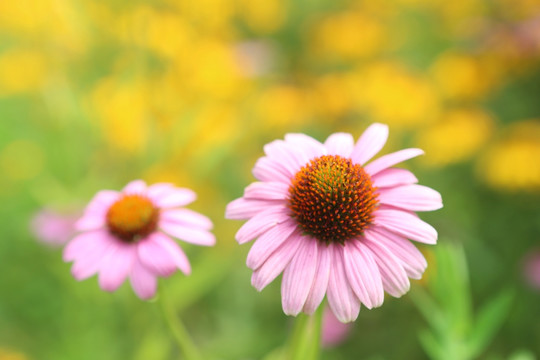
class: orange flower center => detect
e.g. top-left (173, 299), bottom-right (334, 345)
top-left (106, 194), bottom-right (159, 242)
top-left (288, 155), bottom-right (378, 244)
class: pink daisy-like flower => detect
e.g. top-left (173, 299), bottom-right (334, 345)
top-left (225, 124), bottom-right (442, 322)
top-left (31, 208), bottom-right (79, 247)
top-left (63, 180), bottom-right (215, 299)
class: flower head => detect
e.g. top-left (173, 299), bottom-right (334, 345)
top-left (31, 208), bottom-right (79, 247)
top-left (226, 124), bottom-right (442, 322)
top-left (63, 180), bottom-right (215, 299)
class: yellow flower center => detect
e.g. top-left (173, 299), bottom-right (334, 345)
top-left (106, 194), bottom-right (159, 242)
top-left (288, 155), bottom-right (378, 244)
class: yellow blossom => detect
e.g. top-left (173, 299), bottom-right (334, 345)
top-left (352, 62), bottom-right (440, 129)
top-left (309, 74), bottom-right (355, 119)
top-left (0, 49), bottom-right (49, 96)
top-left (88, 76), bottom-right (150, 153)
top-left (0, 0), bottom-right (89, 55)
top-left (430, 52), bottom-right (500, 100)
top-left (254, 85), bottom-right (311, 128)
top-left (416, 109), bottom-right (495, 167)
top-left (477, 120), bottom-right (540, 192)
top-left (174, 40), bottom-right (249, 100)
top-left (237, 0), bottom-right (287, 34)
top-left (310, 12), bottom-right (385, 61)
top-left (0, 348), bottom-right (28, 360)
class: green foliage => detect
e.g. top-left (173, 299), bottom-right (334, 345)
top-left (412, 243), bottom-right (514, 360)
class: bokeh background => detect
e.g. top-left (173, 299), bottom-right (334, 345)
top-left (1, 0), bottom-right (540, 359)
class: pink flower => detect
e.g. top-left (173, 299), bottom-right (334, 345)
top-left (321, 306), bottom-right (352, 347)
top-left (523, 250), bottom-right (540, 290)
top-left (63, 180), bottom-right (216, 299)
top-left (226, 124), bottom-right (442, 322)
top-left (31, 208), bottom-right (79, 246)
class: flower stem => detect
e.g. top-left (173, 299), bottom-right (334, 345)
top-left (287, 306), bottom-right (324, 360)
top-left (157, 285), bottom-right (203, 360)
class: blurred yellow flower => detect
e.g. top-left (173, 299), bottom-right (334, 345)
top-left (0, 140), bottom-right (44, 181)
top-left (175, 40), bottom-right (248, 100)
top-left (0, 0), bottom-right (88, 55)
top-left (310, 12), bottom-right (385, 61)
top-left (309, 74), bottom-right (354, 119)
top-left (0, 49), bottom-right (49, 96)
top-left (88, 76), bottom-right (150, 153)
top-left (477, 120), bottom-right (540, 192)
top-left (189, 105), bottom-right (242, 157)
top-left (169, 0), bottom-right (236, 34)
top-left (430, 52), bottom-right (499, 100)
top-left (254, 85), bottom-right (311, 127)
top-left (115, 6), bottom-right (195, 60)
top-left (416, 108), bottom-right (495, 167)
top-left (237, 0), bottom-right (287, 34)
top-left (352, 62), bottom-right (439, 129)
top-left (0, 348), bottom-right (27, 360)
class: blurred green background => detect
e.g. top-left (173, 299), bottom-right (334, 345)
top-left (1, 0), bottom-right (540, 359)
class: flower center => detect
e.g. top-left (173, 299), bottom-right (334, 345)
top-left (288, 155), bottom-right (378, 244)
top-left (106, 194), bottom-right (159, 242)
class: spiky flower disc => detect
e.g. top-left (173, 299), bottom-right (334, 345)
top-left (289, 155), bottom-right (378, 244)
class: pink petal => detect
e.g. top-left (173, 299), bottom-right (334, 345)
top-left (75, 214), bottom-right (106, 232)
top-left (350, 123), bottom-right (389, 165)
top-left (343, 241), bottom-right (384, 309)
top-left (284, 133), bottom-right (326, 164)
top-left (263, 140), bottom-right (304, 177)
top-left (225, 197), bottom-right (285, 220)
top-left (137, 234), bottom-right (179, 276)
top-left (365, 227), bottom-right (427, 279)
top-left (321, 306), bottom-right (352, 347)
top-left (146, 184), bottom-right (196, 208)
top-left (281, 238), bottom-right (319, 316)
top-left (374, 209), bottom-right (438, 244)
top-left (377, 184), bottom-right (443, 212)
top-left (160, 209), bottom-right (213, 230)
top-left (362, 238), bottom-right (410, 297)
top-left (63, 230), bottom-right (108, 262)
top-left (160, 220), bottom-right (216, 246)
top-left (130, 260), bottom-right (158, 300)
top-left (75, 190), bottom-right (119, 231)
top-left (253, 156), bottom-right (294, 183)
top-left (324, 133), bottom-right (354, 157)
top-left (371, 168), bottom-right (418, 188)
top-left (146, 183), bottom-right (175, 201)
top-left (70, 231), bottom-right (115, 280)
top-left (235, 207), bottom-right (291, 244)
top-left (303, 240), bottom-right (332, 314)
top-left (246, 220), bottom-right (298, 270)
top-left (364, 148), bottom-right (424, 176)
top-left (327, 244), bottom-right (361, 323)
top-left (98, 241), bottom-right (136, 291)
top-left (244, 181), bottom-right (290, 200)
top-left (251, 232), bottom-right (304, 291)
top-left (152, 233), bottom-right (191, 275)
top-left (122, 180), bottom-right (147, 194)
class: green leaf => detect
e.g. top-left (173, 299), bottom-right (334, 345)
top-left (467, 289), bottom-right (514, 358)
top-left (409, 288), bottom-right (447, 337)
top-left (418, 329), bottom-right (444, 360)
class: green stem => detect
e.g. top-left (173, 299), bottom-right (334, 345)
top-left (157, 286), bottom-right (203, 360)
top-left (288, 306), bottom-right (325, 360)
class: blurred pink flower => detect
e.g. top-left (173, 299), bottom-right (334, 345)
top-left (226, 124), bottom-right (442, 322)
top-left (63, 180), bottom-right (216, 299)
top-left (321, 305), bottom-right (352, 347)
top-left (31, 209), bottom-right (79, 246)
top-left (523, 250), bottom-right (540, 289)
